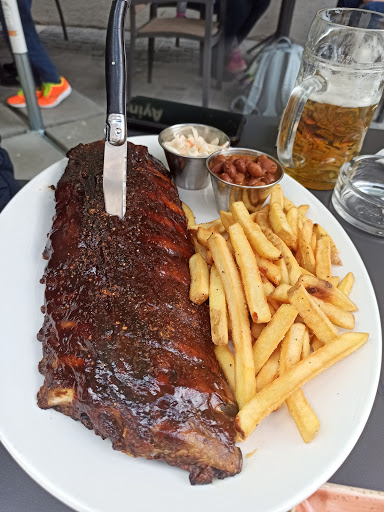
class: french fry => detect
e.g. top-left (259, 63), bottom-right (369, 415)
top-left (253, 304), bottom-right (298, 375)
top-left (196, 226), bottom-right (219, 249)
top-left (313, 223), bottom-right (342, 265)
top-left (286, 390), bottom-right (320, 443)
top-left (269, 202), bottom-right (297, 250)
top-left (338, 272), bottom-right (354, 296)
top-left (256, 346), bottom-right (281, 392)
top-left (302, 327), bottom-right (311, 359)
top-left (280, 323), bottom-right (320, 443)
top-left (258, 204), bottom-right (270, 215)
top-left (231, 202), bottom-right (281, 260)
top-left (295, 245), bottom-right (303, 267)
top-left (248, 187), bottom-right (261, 208)
top-left (280, 323), bottom-right (306, 373)
top-left (227, 307), bottom-right (232, 337)
top-left (242, 188), bottom-right (260, 213)
top-left (229, 223), bottom-right (271, 324)
top-left (288, 283), bottom-right (339, 343)
top-left (208, 233), bottom-right (256, 408)
top-left (191, 235), bottom-right (207, 260)
top-left (276, 257), bottom-right (290, 284)
top-left (189, 253), bottom-right (209, 305)
top-left (283, 196), bottom-right (296, 212)
top-left (181, 202), bottom-right (195, 228)
top-left (297, 204), bottom-right (310, 217)
top-left (298, 274), bottom-right (358, 312)
top-left (277, 240), bottom-right (302, 285)
top-left (299, 219), bottom-right (316, 274)
top-left (214, 345), bottom-right (235, 392)
top-left (254, 253), bottom-right (282, 286)
top-left (329, 276), bottom-right (340, 287)
top-left (254, 208), bottom-right (272, 232)
top-left (268, 283), bottom-right (291, 304)
top-left (196, 218), bottom-right (226, 233)
top-left (252, 186), bottom-right (273, 210)
top-left (270, 184), bottom-right (284, 207)
top-left (255, 210), bottom-right (301, 284)
top-left (311, 336), bottom-right (325, 352)
top-left (209, 265), bottom-right (228, 345)
top-left (260, 273), bottom-right (275, 296)
top-left (268, 302), bottom-right (277, 315)
top-left (226, 238), bottom-right (235, 257)
top-left (286, 207), bottom-right (298, 244)
top-left (220, 210), bottom-right (235, 231)
top-left (315, 235), bottom-right (332, 281)
top-left (235, 332), bottom-right (369, 440)
top-left (297, 213), bottom-right (304, 231)
top-left (251, 322), bottom-right (267, 339)
top-left (189, 189), bottom-right (367, 447)
top-left (311, 296), bottom-right (355, 330)
top-left (268, 296), bottom-right (281, 312)
top-left (311, 232), bottom-right (317, 255)
top-left (299, 266), bottom-right (315, 277)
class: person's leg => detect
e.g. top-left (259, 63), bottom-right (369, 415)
top-left (361, 2), bottom-right (384, 13)
top-left (7, 0), bottom-right (71, 109)
top-left (223, 0), bottom-right (255, 73)
top-left (236, 0), bottom-right (271, 45)
top-left (225, 0), bottom-right (253, 51)
top-left (17, 0), bottom-right (60, 85)
top-left (0, 140), bottom-right (20, 212)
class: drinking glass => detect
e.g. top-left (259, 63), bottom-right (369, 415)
top-left (277, 8), bottom-right (384, 190)
top-left (332, 154), bottom-right (384, 237)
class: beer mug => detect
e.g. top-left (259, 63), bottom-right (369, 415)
top-left (277, 8), bottom-right (384, 190)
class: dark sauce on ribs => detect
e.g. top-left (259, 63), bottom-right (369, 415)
top-left (37, 141), bottom-right (242, 484)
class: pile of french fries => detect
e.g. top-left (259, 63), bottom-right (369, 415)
top-left (183, 184), bottom-right (368, 443)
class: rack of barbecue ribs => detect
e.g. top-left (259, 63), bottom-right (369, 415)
top-left (37, 141), bottom-right (242, 485)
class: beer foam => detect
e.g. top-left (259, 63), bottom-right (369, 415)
top-left (309, 68), bottom-right (383, 108)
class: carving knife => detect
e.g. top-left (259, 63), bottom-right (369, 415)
top-left (103, 0), bottom-right (129, 218)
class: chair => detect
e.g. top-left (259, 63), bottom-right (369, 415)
top-left (54, 0), bottom-right (68, 41)
top-left (128, 0), bottom-right (226, 107)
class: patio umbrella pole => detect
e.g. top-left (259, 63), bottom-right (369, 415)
top-left (1, 0), bottom-right (44, 133)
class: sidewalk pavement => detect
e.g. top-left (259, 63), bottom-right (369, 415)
top-left (0, 25), bottom-right (242, 181)
top-left (1, 25), bottom-right (383, 182)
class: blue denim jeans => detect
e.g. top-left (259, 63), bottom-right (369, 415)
top-left (338, 0), bottom-right (384, 11)
top-left (0, 0), bottom-right (60, 86)
top-left (362, 2), bottom-right (384, 13)
top-left (0, 142), bottom-right (20, 212)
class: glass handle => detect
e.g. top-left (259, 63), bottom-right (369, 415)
top-left (277, 75), bottom-right (327, 168)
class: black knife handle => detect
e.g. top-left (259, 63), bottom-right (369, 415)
top-left (106, 0), bottom-right (128, 117)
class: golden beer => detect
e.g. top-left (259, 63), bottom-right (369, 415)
top-left (282, 99), bottom-right (378, 190)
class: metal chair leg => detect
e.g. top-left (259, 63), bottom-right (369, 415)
top-left (54, 0), bottom-right (68, 41)
top-left (199, 41), bottom-right (203, 76)
top-left (148, 38), bottom-right (155, 83)
top-left (216, 39), bottom-right (224, 90)
top-left (202, 42), bottom-right (211, 108)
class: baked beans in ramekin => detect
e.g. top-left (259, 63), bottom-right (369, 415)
top-left (206, 148), bottom-right (284, 213)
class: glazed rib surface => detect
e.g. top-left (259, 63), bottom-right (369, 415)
top-left (37, 141), bottom-right (242, 484)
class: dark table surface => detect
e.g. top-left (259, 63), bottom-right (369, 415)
top-left (1, 116), bottom-right (383, 512)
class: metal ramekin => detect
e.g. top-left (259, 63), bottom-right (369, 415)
top-left (206, 147), bottom-right (284, 213)
top-left (158, 124), bottom-right (230, 190)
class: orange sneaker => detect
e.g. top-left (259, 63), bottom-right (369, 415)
top-left (7, 89), bottom-right (42, 108)
top-left (38, 77), bottom-right (72, 108)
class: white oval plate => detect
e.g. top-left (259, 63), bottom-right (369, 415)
top-left (0, 135), bottom-right (381, 512)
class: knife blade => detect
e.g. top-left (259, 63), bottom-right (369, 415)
top-left (103, 137), bottom-right (127, 218)
top-left (103, 0), bottom-right (129, 219)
